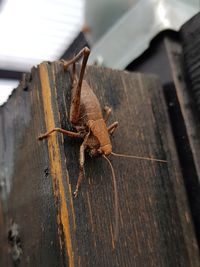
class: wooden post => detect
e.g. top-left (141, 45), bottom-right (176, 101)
top-left (0, 62), bottom-right (199, 266)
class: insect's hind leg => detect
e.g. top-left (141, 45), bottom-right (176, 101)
top-left (62, 47), bottom-right (90, 72)
top-left (63, 47), bottom-right (90, 125)
top-left (62, 47), bottom-right (90, 92)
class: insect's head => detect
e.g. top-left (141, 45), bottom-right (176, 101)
top-left (98, 144), bottom-right (112, 156)
top-left (88, 144), bottom-right (112, 157)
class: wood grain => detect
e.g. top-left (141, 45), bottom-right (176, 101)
top-left (181, 13), bottom-right (200, 115)
top-left (0, 62), bottom-right (199, 266)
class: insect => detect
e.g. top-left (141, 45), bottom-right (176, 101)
top-left (38, 47), bottom-right (167, 242)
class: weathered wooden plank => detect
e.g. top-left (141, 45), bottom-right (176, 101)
top-left (0, 62), bottom-right (199, 266)
top-left (163, 36), bottom-right (200, 246)
top-left (0, 70), bottom-right (66, 267)
top-left (181, 12), bottom-right (200, 114)
top-left (126, 31), bottom-right (200, 248)
top-left (179, 13), bottom-right (200, 183)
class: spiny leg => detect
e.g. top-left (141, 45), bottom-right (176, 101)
top-left (104, 106), bottom-right (112, 123)
top-left (74, 143), bottom-right (86, 197)
top-left (63, 47), bottom-right (90, 124)
top-left (62, 47), bottom-right (90, 72)
top-left (38, 128), bottom-right (81, 140)
top-left (74, 132), bottom-right (90, 197)
top-left (108, 122), bottom-right (118, 135)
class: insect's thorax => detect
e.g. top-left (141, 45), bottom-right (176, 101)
top-left (87, 119), bottom-right (112, 156)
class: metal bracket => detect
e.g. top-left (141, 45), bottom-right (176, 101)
top-left (88, 0), bottom-right (199, 69)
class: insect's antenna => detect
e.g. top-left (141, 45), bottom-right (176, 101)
top-left (102, 155), bottom-right (119, 247)
top-left (111, 152), bottom-right (167, 163)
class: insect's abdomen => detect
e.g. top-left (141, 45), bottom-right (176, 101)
top-left (78, 80), bottom-right (103, 125)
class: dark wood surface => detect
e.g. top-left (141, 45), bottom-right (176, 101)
top-left (181, 13), bottom-right (200, 115)
top-left (179, 13), bottom-right (200, 186)
top-left (0, 63), bottom-right (199, 266)
top-left (127, 29), bottom-right (200, 249)
top-left (164, 36), bottom-right (200, 245)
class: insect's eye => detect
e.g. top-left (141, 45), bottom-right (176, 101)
top-left (97, 148), bottom-right (102, 154)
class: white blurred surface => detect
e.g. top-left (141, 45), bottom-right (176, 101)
top-left (0, 0), bottom-right (84, 72)
top-left (0, 79), bottom-right (19, 105)
top-left (0, 0), bottom-right (84, 105)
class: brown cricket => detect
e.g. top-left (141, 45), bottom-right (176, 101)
top-left (38, 47), bottom-right (167, 242)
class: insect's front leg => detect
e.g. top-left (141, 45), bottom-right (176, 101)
top-left (74, 143), bottom-right (86, 198)
top-left (38, 128), bottom-right (82, 140)
top-left (74, 132), bottom-right (90, 197)
top-left (108, 122), bottom-right (118, 135)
